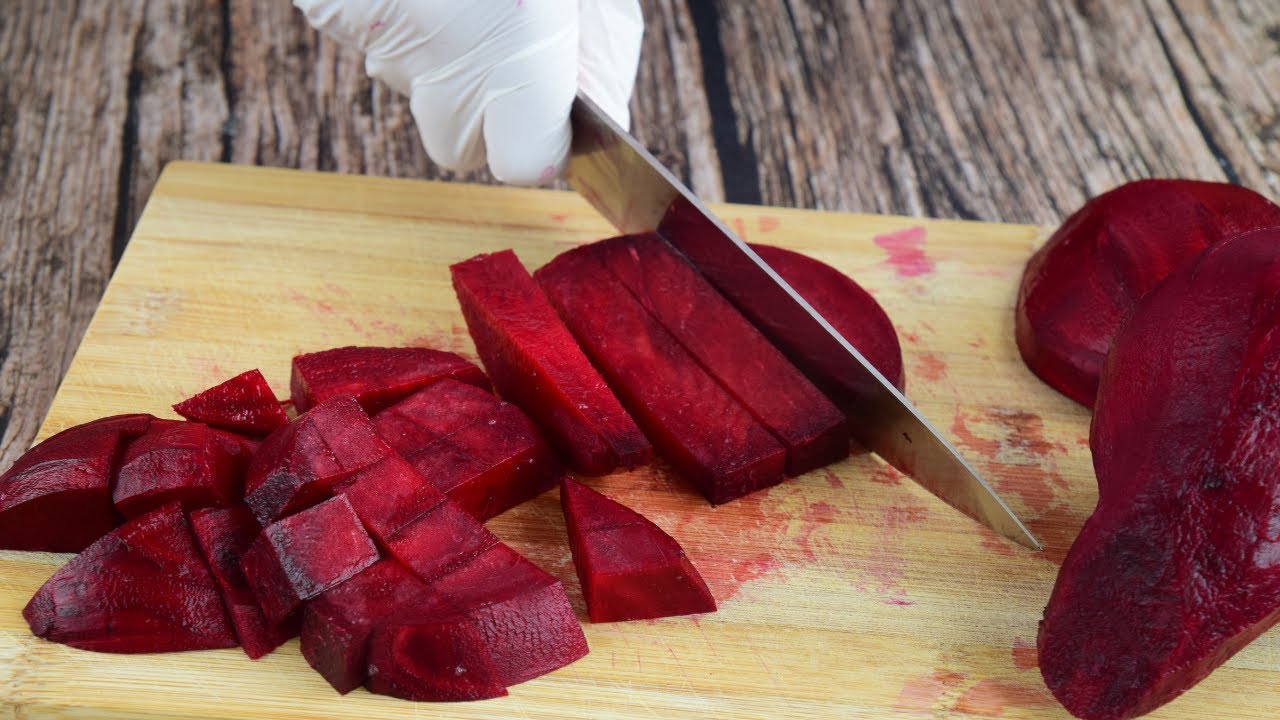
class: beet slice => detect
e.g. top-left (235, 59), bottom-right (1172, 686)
top-left (366, 620), bottom-right (506, 701)
top-left (113, 420), bottom-right (242, 518)
top-left (0, 414), bottom-right (151, 551)
top-left (290, 346), bottom-right (489, 414)
top-left (596, 234), bottom-right (848, 476)
top-left (1017, 179), bottom-right (1280, 407)
top-left (173, 369), bottom-right (289, 437)
top-left (23, 503), bottom-right (237, 653)
top-left (385, 500), bottom-right (499, 582)
top-left (536, 244), bottom-right (786, 505)
top-left (560, 478), bottom-right (715, 622)
top-left (451, 249), bottom-right (651, 475)
top-left (1038, 228), bottom-right (1280, 719)
top-left (372, 379), bottom-right (503, 455)
top-left (240, 495), bottom-right (380, 626)
top-left (333, 454), bottom-right (445, 545)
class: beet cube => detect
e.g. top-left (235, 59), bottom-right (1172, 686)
top-left (385, 500), bottom-right (498, 582)
top-left (372, 380), bottom-right (503, 455)
top-left (451, 249), bottom-right (651, 475)
top-left (290, 346), bottom-right (489, 414)
top-left (240, 495), bottom-right (380, 626)
top-left (333, 454), bottom-right (444, 544)
top-left (366, 620), bottom-right (506, 701)
top-left (0, 414), bottom-right (151, 551)
top-left (173, 369), bottom-right (289, 437)
top-left (23, 503), bottom-right (237, 653)
top-left (113, 420), bottom-right (242, 518)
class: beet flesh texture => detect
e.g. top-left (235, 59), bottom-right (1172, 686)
top-left (596, 234), bottom-right (849, 476)
top-left (0, 414), bottom-right (152, 551)
top-left (23, 503), bottom-right (237, 653)
top-left (1017, 179), bottom-right (1280, 408)
top-left (290, 345), bottom-right (489, 414)
top-left (1038, 228), bottom-right (1280, 720)
top-left (113, 420), bottom-right (244, 519)
top-left (173, 369), bottom-right (289, 436)
top-left (373, 379), bottom-right (503, 455)
top-left (560, 477), bottom-right (715, 622)
top-left (366, 620), bottom-right (506, 701)
top-left (334, 453), bottom-right (446, 545)
top-left (450, 249), bottom-right (652, 475)
top-left (536, 244), bottom-right (787, 505)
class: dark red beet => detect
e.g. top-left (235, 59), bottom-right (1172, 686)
top-left (366, 620), bottom-right (506, 701)
top-left (372, 379), bottom-right (503, 455)
top-left (1017, 179), bottom-right (1280, 407)
top-left (190, 505), bottom-right (296, 659)
top-left (536, 244), bottom-right (786, 504)
top-left (0, 414), bottom-right (151, 551)
top-left (173, 369), bottom-right (289, 436)
top-left (451, 249), bottom-right (651, 475)
top-left (113, 421), bottom-right (242, 518)
top-left (560, 478), bottom-right (715, 622)
top-left (385, 500), bottom-right (498, 582)
top-left (23, 503), bottom-right (237, 653)
top-left (290, 346), bottom-right (489, 414)
top-left (240, 495), bottom-right (380, 626)
top-left (1038, 228), bottom-right (1280, 719)
top-left (333, 454), bottom-right (445, 545)
top-left (597, 235), bottom-right (848, 476)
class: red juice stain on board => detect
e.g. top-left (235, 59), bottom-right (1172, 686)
top-left (952, 679), bottom-right (1055, 716)
top-left (874, 226), bottom-right (934, 278)
top-left (870, 465), bottom-right (903, 486)
top-left (915, 352), bottom-right (948, 382)
top-left (951, 407), bottom-right (1067, 513)
top-left (894, 670), bottom-right (968, 714)
top-left (1011, 638), bottom-right (1038, 671)
top-left (758, 216), bottom-right (780, 233)
top-left (1026, 504), bottom-right (1087, 566)
top-left (978, 527), bottom-right (1016, 557)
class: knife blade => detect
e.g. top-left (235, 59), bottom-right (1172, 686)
top-left (566, 93), bottom-right (1040, 551)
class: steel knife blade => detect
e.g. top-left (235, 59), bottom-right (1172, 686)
top-left (565, 93), bottom-right (1040, 551)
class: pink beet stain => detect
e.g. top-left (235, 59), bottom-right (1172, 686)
top-left (915, 352), bottom-right (948, 382)
top-left (369, 19), bottom-right (385, 31)
top-left (1011, 639), bottom-right (1038, 671)
top-left (730, 217), bottom-right (748, 240)
top-left (952, 407), bottom-right (1068, 513)
top-left (758, 216), bottom-right (780, 233)
top-left (902, 330), bottom-right (922, 345)
top-left (953, 679), bottom-right (1054, 716)
top-left (874, 226), bottom-right (933, 278)
top-left (894, 671), bottom-right (968, 714)
top-left (978, 528), bottom-right (1016, 558)
top-left (287, 288), bottom-right (335, 316)
top-left (823, 470), bottom-right (845, 490)
top-left (870, 465), bottom-right (903, 485)
top-left (969, 337), bottom-right (987, 349)
top-left (549, 212), bottom-right (569, 223)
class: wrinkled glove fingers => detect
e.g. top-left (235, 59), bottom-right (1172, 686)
top-left (578, 0), bottom-right (644, 130)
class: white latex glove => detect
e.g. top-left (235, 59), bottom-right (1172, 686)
top-left (294, 0), bottom-right (644, 185)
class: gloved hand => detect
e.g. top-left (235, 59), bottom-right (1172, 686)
top-left (294, 0), bottom-right (644, 185)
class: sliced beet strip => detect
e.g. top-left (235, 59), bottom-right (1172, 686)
top-left (290, 346), bottom-right (489, 414)
top-left (372, 380), bottom-right (503, 455)
top-left (113, 420), bottom-right (242, 519)
top-left (173, 369), bottom-right (289, 436)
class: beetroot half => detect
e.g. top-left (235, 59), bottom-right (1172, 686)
top-left (23, 503), bottom-right (237, 653)
top-left (113, 420), bottom-right (242, 518)
top-left (1039, 228), bottom-right (1280, 719)
top-left (1017, 179), bottom-right (1280, 407)
top-left (290, 346), bottom-right (489, 414)
top-left (366, 620), bottom-right (506, 701)
top-left (173, 369), bottom-right (289, 436)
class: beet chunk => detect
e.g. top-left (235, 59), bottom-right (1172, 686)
top-left (536, 244), bottom-right (786, 504)
top-left (451, 249), bottom-right (651, 475)
top-left (366, 620), bottom-right (506, 701)
top-left (560, 478), bottom-right (715, 622)
top-left (113, 420), bottom-right (242, 518)
top-left (385, 500), bottom-right (499, 582)
top-left (333, 454), bottom-right (445, 545)
top-left (0, 414), bottom-right (151, 551)
top-left (1039, 228), bottom-right (1280, 719)
top-left (372, 380), bottom-right (503, 455)
top-left (290, 346), bottom-right (489, 414)
top-left (173, 369), bottom-right (289, 436)
top-left (1017, 179), bottom-right (1280, 407)
top-left (23, 503), bottom-right (236, 653)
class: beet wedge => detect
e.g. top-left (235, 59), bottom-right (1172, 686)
top-left (173, 369), bottom-right (289, 436)
top-left (1039, 228), bottom-right (1280, 720)
top-left (290, 346), bottom-right (488, 414)
top-left (560, 478), bottom-right (715, 622)
top-left (23, 503), bottom-right (237, 653)
top-left (113, 420), bottom-right (243, 519)
top-left (372, 380), bottom-right (503, 455)
top-left (0, 414), bottom-right (151, 551)
top-left (1017, 179), bottom-right (1280, 408)
top-left (366, 620), bottom-right (507, 701)
top-left (536, 244), bottom-right (786, 504)
top-left (451, 249), bottom-right (651, 475)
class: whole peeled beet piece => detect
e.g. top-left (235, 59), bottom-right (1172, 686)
top-left (1038, 228), bottom-right (1280, 719)
top-left (1017, 179), bottom-right (1280, 407)
top-left (173, 369), bottom-right (289, 437)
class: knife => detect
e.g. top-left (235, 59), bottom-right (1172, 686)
top-left (566, 93), bottom-right (1040, 551)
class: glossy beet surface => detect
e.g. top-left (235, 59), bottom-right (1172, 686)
top-left (113, 421), bottom-right (242, 518)
top-left (290, 345), bottom-right (488, 414)
top-left (1039, 228), bottom-right (1280, 719)
top-left (1017, 179), bottom-right (1280, 407)
top-left (366, 621), bottom-right (506, 701)
top-left (0, 414), bottom-right (151, 551)
top-left (173, 369), bottom-right (289, 436)
top-left (560, 478), bottom-right (715, 623)
top-left (386, 499), bottom-right (498, 583)
top-left (334, 454), bottom-right (445, 545)
top-left (451, 249), bottom-right (651, 475)
top-left (23, 503), bottom-right (237, 653)
top-left (373, 380), bottom-right (502, 455)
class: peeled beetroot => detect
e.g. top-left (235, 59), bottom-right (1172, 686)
top-left (334, 453), bottom-right (445, 545)
top-left (1039, 228), bottom-right (1280, 719)
top-left (366, 620), bottom-right (506, 701)
top-left (1017, 179), bottom-right (1280, 407)
top-left (372, 380), bottom-right (502, 455)
top-left (113, 420), bottom-right (242, 518)
top-left (173, 369), bottom-right (289, 436)
top-left (386, 499), bottom-right (499, 582)
top-left (290, 346), bottom-right (488, 414)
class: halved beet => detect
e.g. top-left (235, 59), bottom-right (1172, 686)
top-left (113, 420), bottom-right (242, 518)
top-left (451, 249), bottom-right (651, 475)
top-left (596, 234), bottom-right (848, 475)
top-left (1039, 228), bottom-right (1280, 719)
top-left (240, 495), bottom-right (380, 626)
top-left (560, 478), bottom-right (715, 622)
top-left (23, 503), bottom-right (237, 653)
top-left (290, 346), bottom-right (489, 414)
top-left (333, 454), bottom-right (445, 545)
top-left (372, 379), bottom-right (503, 456)
top-left (1017, 179), bottom-right (1280, 407)
top-left (0, 414), bottom-right (151, 551)
top-left (173, 369), bottom-right (289, 436)
top-left (536, 244), bottom-right (786, 505)
top-left (385, 500), bottom-right (499, 582)
top-left (366, 620), bottom-right (506, 701)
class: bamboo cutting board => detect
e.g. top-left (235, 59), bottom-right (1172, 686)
top-left (2, 161), bottom-right (1275, 719)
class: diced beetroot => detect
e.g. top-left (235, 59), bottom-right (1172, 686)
top-left (173, 369), bottom-right (289, 436)
top-left (451, 249), bottom-right (652, 475)
top-left (372, 380), bottom-right (503, 455)
top-left (366, 620), bottom-right (506, 701)
top-left (385, 500), bottom-right (498, 582)
top-left (113, 421), bottom-right (241, 518)
top-left (190, 505), bottom-right (296, 659)
top-left (560, 478), bottom-right (715, 622)
top-left (597, 235), bottom-right (848, 476)
top-left (333, 454), bottom-right (444, 545)
top-left (1038, 228), bottom-right (1280, 719)
top-left (290, 346), bottom-right (489, 414)
top-left (0, 414), bottom-right (151, 551)
top-left (23, 503), bottom-right (236, 653)
top-left (240, 495), bottom-right (380, 626)
top-left (536, 245), bottom-right (787, 505)
top-left (1017, 179), bottom-right (1280, 407)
